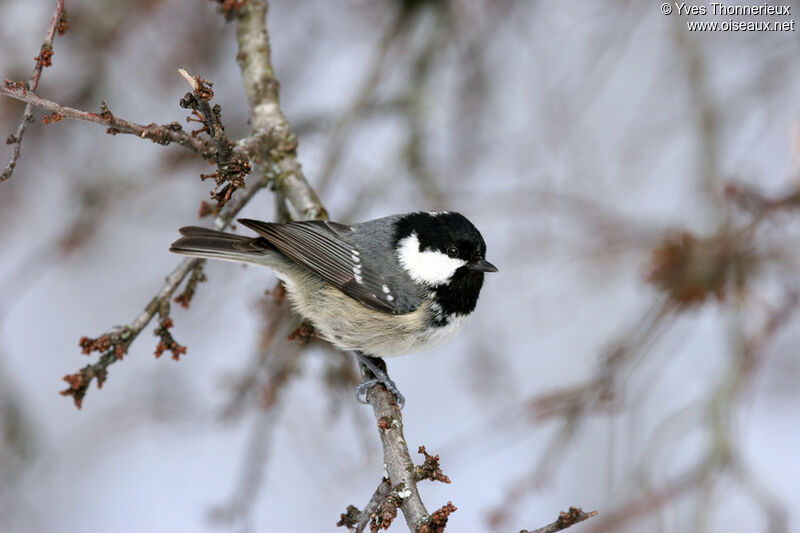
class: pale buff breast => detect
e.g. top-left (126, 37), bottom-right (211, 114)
top-left (276, 268), bottom-right (470, 357)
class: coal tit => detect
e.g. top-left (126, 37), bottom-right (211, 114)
top-left (170, 211), bottom-right (497, 406)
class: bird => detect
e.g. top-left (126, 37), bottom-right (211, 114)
top-left (169, 211), bottom-right (497, 407)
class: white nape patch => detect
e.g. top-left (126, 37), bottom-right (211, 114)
top-left (428, 211), bottom-right (449, 216)
top-left (397, 232), bottom-right (466, 286)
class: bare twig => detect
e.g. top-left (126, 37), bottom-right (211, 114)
top-left (354, 479), bottom-right (392, 533)
top-left (56, 5), bottom-right (447, 532)
top-left (521, 507), bottom-right (598, 533)
top-left (1, 0), bottom-right (66, 181)
top-left (60, 0), bottom-right (328, 407)
top-left (366, 384), bottom-right (431, 532)
top-left (177, 69), bottom-right (251, 209)
top-left (233, 0), bottom-right (326, 221)
top-left (341, 443), bottom-right (453, 533)
top-left (172, 261), bottom-right (207, 309)
top-left (60, 169), bottom-right (270, 407)
top-left (1, 81), bottom-right (216, 157)
top-left (232, 8), bottom-right (449, 531)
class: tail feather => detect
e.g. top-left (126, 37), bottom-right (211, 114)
top-left (170, 226), bottom-right (275, 264)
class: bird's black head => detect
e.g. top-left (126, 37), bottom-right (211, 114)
top-left (393, 211), bottom-right (497, 323)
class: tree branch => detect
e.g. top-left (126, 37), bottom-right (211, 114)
top-left (232, 0), bottom-right (326, 221)
top-left (176, 69), bottom-right (251, 209)
top-left (366, 384), bottom-right (430, 531)
top-left (233, 6), bottom-right (455, 531)
top-left (354, 479), bottom-right (392, 533)
top-left (58, 5), bottom-right (446, 531)
top-left (59, 0), bottom-right (326, 408)
top-left (1, 0), bottom-right (66, 181)
top-left (60, 169), bottom-right (270, 407)
top-left (1, 81), bottom-right (216, 158)
top-left (520, 507), bottom-right (598, 533)
top-left (59, 0), bottom-right (329, 407)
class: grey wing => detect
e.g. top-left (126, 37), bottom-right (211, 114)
top-left (237, 218), bottom-right (413, 314)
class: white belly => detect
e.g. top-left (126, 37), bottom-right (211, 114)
top-left (276, 267), bottom-right (472, 357)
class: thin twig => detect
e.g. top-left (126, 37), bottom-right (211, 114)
top-left (56, 6), bottom-right (444, 532)
top-left (353, 479), bottom-right (392, 533)
top-left (366, 384), bottom-right (430, 531)
top-left (61, 0), bottom-right (330, 407)
top-left (233, 0), bottom-right (326, 221)
top-left (60, 170), bottom-right (270, 407)
top-left (177, 69), bottom-right (251, 209)
top-left (521, 507), bottom-right (598, 533)
top-left (1, 81), bottom-right (216, 157)
top-left (1, 0), bottom-right (66, 181)
top-left (233, 6), bottom-right (444, 531)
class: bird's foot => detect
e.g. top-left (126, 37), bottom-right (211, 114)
top-left (353, 352), bottom-right (405, 409)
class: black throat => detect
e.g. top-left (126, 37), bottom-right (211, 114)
top-left (428, 267), bottom-right (485, 327)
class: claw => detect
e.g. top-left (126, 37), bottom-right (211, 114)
top-left (355, 378), bottom-right (378, 404)
top-left (353, 352), bottom-right (406, 408)
top-left (383, 380), bottom-right (405, 409)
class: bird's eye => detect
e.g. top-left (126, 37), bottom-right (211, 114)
top-left (446, 246), bottom-right (459, 258)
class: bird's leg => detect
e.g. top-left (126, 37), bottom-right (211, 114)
top-left (353, 351), bottom-right (405, 408)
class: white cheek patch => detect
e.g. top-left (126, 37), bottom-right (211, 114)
top-left (397, 232), bottom-right (466, 286)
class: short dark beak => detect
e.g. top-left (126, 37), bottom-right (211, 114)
top-left (470, 259), bottom-right (498, 273)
